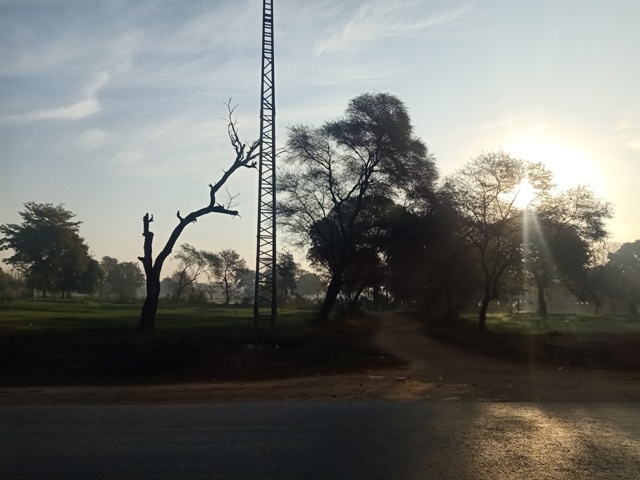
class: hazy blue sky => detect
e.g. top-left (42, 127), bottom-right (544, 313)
top-left (1, 0), bottom-right (639, 272)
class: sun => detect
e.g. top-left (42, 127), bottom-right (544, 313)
top-left (512, 178), bottom-right (537, 209)
top-left (506, 133), bottom-right (605, 194)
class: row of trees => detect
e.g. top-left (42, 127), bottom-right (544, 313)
top-left (0, 202), bottom-right (321, 306)
top-left (277, 92), bottom-right (637, 328)
top-left (2, 93), bottom-right (638, 331)
top-left (162, 245), bottom-right (247, 304)
top-left (0, 203), bottom-right (148, 302)
top-left (160, 246), bottom-right (322, 305)
top-left (0, 202), bottom-right (148, 301)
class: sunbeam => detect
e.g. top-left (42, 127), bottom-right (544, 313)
top-left (521, 208), bottom-right (554, 313)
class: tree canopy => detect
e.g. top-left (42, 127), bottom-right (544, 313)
top-left (278, 92), bottom-right (438, 321)
top-left (443, 152), bottom-right (534, 329)
top-left (606, 240), bottom-right (640, 314)
top-left (276, 252), bottom-right (300, 305)
top-left (441, 151), bottom-right (614, 327)
top-left (0, 202), bottom-right (93, 298)
top-left (524, 186), bottom-right (613, 314)
top-left (210, 249), bottom-right (248, 305)
top-left (170, 244), bottom-right (215, 302)
top-left (100, 256), bottom-right (145, 302)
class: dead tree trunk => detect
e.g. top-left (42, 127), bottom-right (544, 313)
top-left (138, 105), bottom-right (259, 331)
top-left (139, 213), bottom-right (161, 331)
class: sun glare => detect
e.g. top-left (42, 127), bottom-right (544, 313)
top-left (507, 134), bottom-right (605, 194)
top-left (512, 179), bottom-right (537, 209)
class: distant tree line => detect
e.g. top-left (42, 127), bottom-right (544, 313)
top-left (158, 246), bottom-right (321, 307)
top-left (0, 203), bottom-right (322, 307)
top-left (0, 202), bottom-right (146, 302)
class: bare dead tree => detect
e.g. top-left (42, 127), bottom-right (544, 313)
top-left (138, 104), bottom-right (259, 331)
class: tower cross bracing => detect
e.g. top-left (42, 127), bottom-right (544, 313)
top-left (253, 0), bottom-right (276, 333)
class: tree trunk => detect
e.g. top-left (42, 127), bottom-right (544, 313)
top-left (593, 300), bottom-right (602, 315)
top-left (348, 285), bottom-right (366, 314)
top-left (478, 296), bottom-right (491, 331)
top-left (536, 279), bottom-right (548, 316)
top-left (224, 280), bottom-right (231, 305)
top-left (317, 273), bottom-right (342, 322)
top-left (139, 267), bottom-right (161, 332)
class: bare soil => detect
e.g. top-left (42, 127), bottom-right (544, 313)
top-left (2, 312), bottom-right (639, 405)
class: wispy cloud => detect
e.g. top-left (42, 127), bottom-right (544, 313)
top-left (9, 71), bottom-right (109, 122)
top-left (3, 26), bottom-right (137, 124)
top-left (315, 1), bottom-right (475, 55)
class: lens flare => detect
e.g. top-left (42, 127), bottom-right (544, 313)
top-left (507, 134), bottom-right (605, 195)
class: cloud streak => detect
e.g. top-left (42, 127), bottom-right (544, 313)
top-left (3, 27), bottom-right (136, 124)
top-left (315, 1), bottom-right (475, 55)
top-left (9, 71), bottom-right (109, 122)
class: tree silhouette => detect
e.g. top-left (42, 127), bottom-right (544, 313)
top-left (106, 261), bottom-right (145, 302)
top-left (276, 252), bottom-right (299, 305)
top-left (170, 244), bottom-right (213, 302)
top-left (138, 104), bottom-right (258, 330)
top-left (383, 196), bottom-right (480, 318)
top-left (525, 186), bottom-right (612, 315)
top-left (278, 92), bottom-right (437, 322)
top-left (444, 152), bottom-right (548, 329)
top-left (606, 240), bottom-right (640, 314)
top-left (0, 202), bottom-right (91, 298)
top-left (209, 249), bottom-right (248, 305)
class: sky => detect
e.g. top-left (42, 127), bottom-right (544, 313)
top-left (1, 0), bottom-right (639, 275)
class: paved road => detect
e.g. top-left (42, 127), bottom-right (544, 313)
top-left (2, 402), bottom-right (640, 479)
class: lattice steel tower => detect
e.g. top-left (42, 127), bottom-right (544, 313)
top-left (253, 0), bottom-right (276, 334)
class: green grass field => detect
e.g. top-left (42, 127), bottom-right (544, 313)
top-left (459, 312), bottom-right (640, 335)
top-left (0, 300), bottom-right (397, 386)
top-left (0, 299), bottom-right (312, 332)
top-left (424, 311), bottom-right (640, 371)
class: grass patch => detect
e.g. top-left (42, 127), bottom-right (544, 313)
top-left (0, 300), bottom-right (315, 332)
top-left (0, 300), bottom-right (398, 386)
top-left (459, 312), bottom-right (640, 335)
top-left (421, 311), bottom-right (640, 371)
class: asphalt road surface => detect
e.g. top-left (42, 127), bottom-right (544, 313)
top-left (2, 402), bottom-right (640, 479)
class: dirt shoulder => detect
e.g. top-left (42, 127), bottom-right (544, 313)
top-left (2, 312), bottom-right (639, 405)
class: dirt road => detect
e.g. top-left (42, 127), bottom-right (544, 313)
top-left (1, 312), bottom-right (639, 404)
top-left (372, 312), bottom-right (640, 402)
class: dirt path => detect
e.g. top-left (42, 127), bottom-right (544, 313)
top-left (372, 312), bottom-right (640, 402)
top-left (2, 312), bottom-right (639, 405)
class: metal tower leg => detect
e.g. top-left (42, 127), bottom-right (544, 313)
top-left (253, 0), bottom-right (276, 338)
